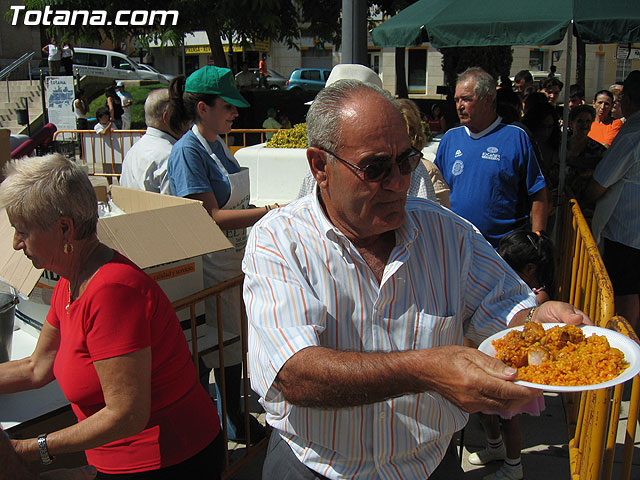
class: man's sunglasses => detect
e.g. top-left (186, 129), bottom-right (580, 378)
top-left (318, 147), bottom-right (423, 183)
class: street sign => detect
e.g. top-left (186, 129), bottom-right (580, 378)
top-left (616, 46), bottom-right (640, 60)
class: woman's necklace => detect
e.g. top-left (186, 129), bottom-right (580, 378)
top-left (66, 281), bottom-right (73, 313)
top-left (65, 242), bottom-right (105, 314)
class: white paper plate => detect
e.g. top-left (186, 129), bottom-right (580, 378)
top-left (478, 323), bottom-right (640, 392)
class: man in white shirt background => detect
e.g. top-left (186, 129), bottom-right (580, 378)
top-left (235, 61), bottom-right (257, 90)
top-left (121, 88), bottom-right (187, 194)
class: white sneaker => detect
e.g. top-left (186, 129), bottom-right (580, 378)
top-left (468, 445), bottom-right (507, 465)
top-left (483, 463), bottom-right (524, 480)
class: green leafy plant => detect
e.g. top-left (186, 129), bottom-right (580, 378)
top-left (266, 123), bottom-right (308, 148)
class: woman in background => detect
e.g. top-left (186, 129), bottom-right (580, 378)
top-left (61, 42), bottom-right (74, 75)
top-left (609, 84), bottom-right (625, 122)
top-left (104, 86), bottom-right (123, 130)
top-left (42, 38), bottom-right (60, 76)
top-left (396, 98), bottom-right (450, 208)
top-left (167, 66), bottom-right (270, 444)
top-left (588, 89), bottom-right (622, 148)
top-left (74, 88), bottom-right (89, 130)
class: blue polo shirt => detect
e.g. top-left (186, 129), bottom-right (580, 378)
top-left (168, 129), bottom-right (240, 208)
top-left (435, 119), bottom-right (545, 247)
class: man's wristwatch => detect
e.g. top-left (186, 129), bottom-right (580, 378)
top-left (525, 306), bottom-right (539, 323)
top-left (37, 434), bottom-right (55, 465)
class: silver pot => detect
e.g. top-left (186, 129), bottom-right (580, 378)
top-left (0, 292), bottom-right (19, 363)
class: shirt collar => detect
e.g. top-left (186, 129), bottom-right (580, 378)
top-left (145, 126), bottom-right (178, 144)
top-left (310, 182), bottom-right (344, 240)
top-left (465, 116), bottom-right (502, 139)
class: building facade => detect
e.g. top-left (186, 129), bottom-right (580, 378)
top-left (147, 29), bottom-right (639, 102)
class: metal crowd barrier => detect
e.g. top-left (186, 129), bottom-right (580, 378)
top-left (171, 274), bottom-right (267, 479)
top-left (222, 129), bottom-right (279, 154)
top-left (554, 197), bottom-right (640, 479)
top-left (53, 129), bottom-right (144, 182)
top-left (52, 128), bottom-right (280, 183)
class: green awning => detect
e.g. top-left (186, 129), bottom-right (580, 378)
top-left (371, 0), bottom-right (640, 48)
top-left (574, 0), bottom-right (640, 44)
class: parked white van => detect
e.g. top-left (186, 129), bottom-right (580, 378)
top-left (32, 47), bottom-right (169, 83)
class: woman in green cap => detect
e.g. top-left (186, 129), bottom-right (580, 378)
top-left (167, 66), bottom-right (273, 444)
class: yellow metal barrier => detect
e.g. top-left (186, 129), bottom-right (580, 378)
top-left (222, 129), bottom-right (279, 154)
top-left (555, 197), bottom-right (640, 479)
top-left (171, 274), bottom-right (267, 479)
top-left (53, 129), bottom-right (144, 182)
top-left (52, 128), bottom-right (280, 183)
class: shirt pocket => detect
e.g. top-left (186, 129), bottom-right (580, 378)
top-left (410, 313), bottom-right (461, 349)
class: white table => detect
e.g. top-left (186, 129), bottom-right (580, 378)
top-left (234, 140), bottom-right (443, 208)
top-left (235, 144), bottom-right (310, 206)
top-left (0, 329), bottom-right (68, 430)
top-left (422, 136), bottom-right (442, 163)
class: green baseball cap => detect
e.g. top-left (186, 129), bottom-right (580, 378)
top-left (185, 66), bottom-right (250, 108)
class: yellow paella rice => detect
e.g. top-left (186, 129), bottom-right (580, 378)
top-left (492, 323), bottom-right (628, 386)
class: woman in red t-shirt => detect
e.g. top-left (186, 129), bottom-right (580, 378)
top-left (0, 154), bottom-right (224, 479)
top-left (588, 89), bottom-right (623, 148)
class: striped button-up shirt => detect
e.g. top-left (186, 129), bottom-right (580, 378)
top-left (242, 191), bottom-right (535, 479)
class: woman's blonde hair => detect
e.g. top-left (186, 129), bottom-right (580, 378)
top-left (395, 98), bottom-right (427, 150)
top-left (0, 153), bottom-right (98, 238)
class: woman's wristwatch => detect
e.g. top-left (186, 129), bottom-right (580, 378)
top-left (37, 433), bottom-right (55, 465)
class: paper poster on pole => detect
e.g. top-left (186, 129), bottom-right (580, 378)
top-left (45, 76), bottom-right (76, 130)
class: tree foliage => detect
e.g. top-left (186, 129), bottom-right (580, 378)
top-left (440, 46), bottom-right (514, 92)
top-left (20, 0), bottom-right (418, 68)
top-left (21, 0), bottom-right (301, 67)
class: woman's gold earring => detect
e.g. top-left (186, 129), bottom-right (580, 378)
top-left (63, 243), bottom-right (74, 255)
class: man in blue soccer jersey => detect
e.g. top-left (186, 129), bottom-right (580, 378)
top-left (435, 67), bottom-right (548, 247)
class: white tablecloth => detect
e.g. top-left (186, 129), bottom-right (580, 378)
top-left (234, 144), bottom-right (310, 205)
top-left (0, 329), bottom-right (68, 430)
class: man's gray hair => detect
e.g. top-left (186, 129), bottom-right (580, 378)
top-left (306, 79), bottom-right (400, 152)
top-left (145, 88), bottom-right (170, 128)
top-left (457, 67), bottom-right (497, 101)
top-left (0, 154), bottom-right (98, 238)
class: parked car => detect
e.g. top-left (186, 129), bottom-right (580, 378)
top-left (249, 68), bottom-right (287, 89)
top-left (30, 48), bottom-right (168, 83)
top-left (285, 68), bottom-right (331, 92)
top-left (137, 63), bottom-right (175, 83)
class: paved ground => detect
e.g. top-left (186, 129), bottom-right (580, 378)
top-left (229, 389), bottom-right (640, 479)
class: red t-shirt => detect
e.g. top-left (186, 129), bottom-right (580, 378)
top-left (47, 252), bottom-right (220, 474)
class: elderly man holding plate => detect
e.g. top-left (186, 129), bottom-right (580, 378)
top-left (242, 79), bottom-right (592, 479)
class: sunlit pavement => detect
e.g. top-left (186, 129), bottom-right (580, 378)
top-left (229, 388), bottom-right (640, 479)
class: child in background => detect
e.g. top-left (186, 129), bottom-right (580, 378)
top-left (468, 230), bottom-right (554, 480)
top-left (93, 107), bottom-right (112, 135)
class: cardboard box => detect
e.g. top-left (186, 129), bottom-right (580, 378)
top-left (0, 186), bottom-right (233, 334)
